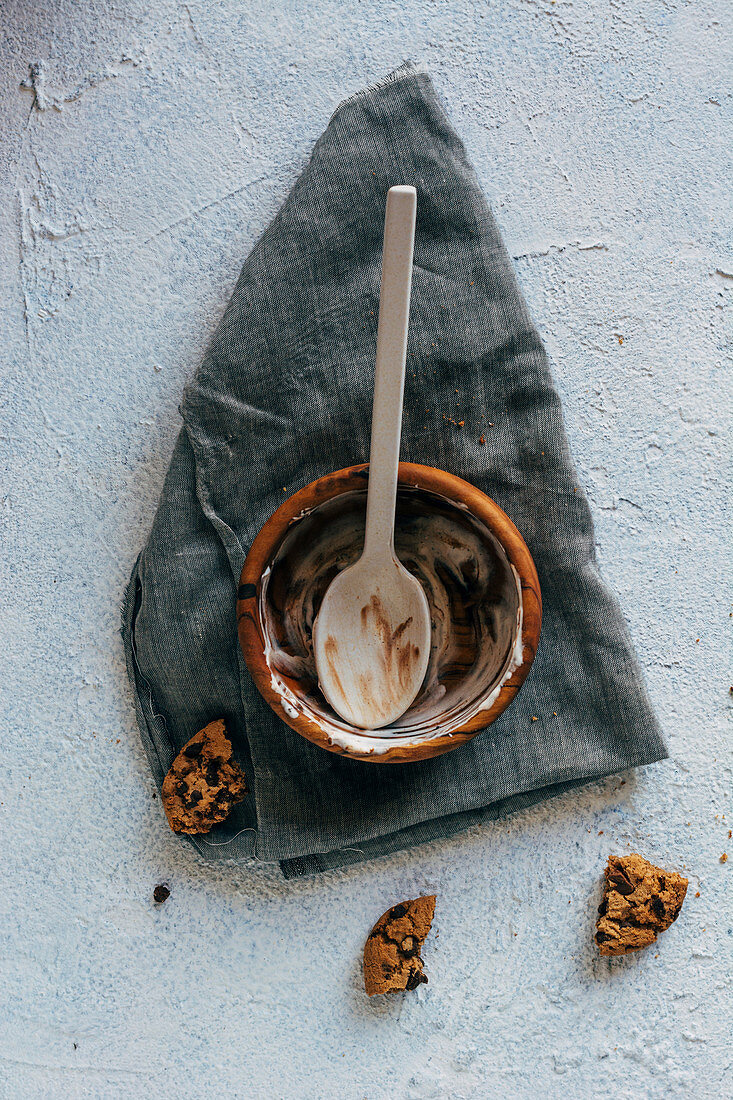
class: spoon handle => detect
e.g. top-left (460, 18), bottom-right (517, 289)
top-left (363, 185), bottom-right (417, 561)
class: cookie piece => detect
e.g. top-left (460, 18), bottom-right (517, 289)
top-left (595, 854), bottom-right (688, 956)
top-left (161, 720), bottom-right (247, 835)
top-left (363, 896), bottom-right (436, 996)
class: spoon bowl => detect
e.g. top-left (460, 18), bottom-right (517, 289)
top-left (312, 554), bottom-right (430, 729)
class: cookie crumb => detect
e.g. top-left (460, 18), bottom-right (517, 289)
top-left (721, 853), bottom-right (728, 863)
top-left (595, 854), bottom-right (687, 956)
top-left (153, 884), bottom-right (170, 904)
top-left (363, 896), bottom-right (436, 996)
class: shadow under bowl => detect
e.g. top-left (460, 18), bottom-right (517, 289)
top-left (237, 463), bottom-right (541, 763)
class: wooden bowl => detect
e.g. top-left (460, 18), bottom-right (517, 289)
top-left (237, 463), bottom-right (541, 763)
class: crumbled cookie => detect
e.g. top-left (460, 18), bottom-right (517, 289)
top-left (595, 854), bottom-right (688, 956)
top-left (161, 720), bottom-right (247, 835)
top-left (363, 896), bottom-right (436, 996)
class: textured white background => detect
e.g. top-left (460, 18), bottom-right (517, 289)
top-left (1, 1), bottom-right (731, 1097)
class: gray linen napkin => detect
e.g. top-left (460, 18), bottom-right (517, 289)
top-left (122, 62), bottom-right (667, 878)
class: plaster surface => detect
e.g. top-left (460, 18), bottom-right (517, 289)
top-left (1, 2), bottom-right (730, 1097)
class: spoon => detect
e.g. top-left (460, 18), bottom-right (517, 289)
top-left (313, 185), bottom-right (431, 730)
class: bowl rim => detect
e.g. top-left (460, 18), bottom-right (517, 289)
top-left (237, 462), bottom-right (542, 764)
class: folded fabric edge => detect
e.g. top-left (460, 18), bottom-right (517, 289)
top-left (279, 760), bottom-right (668, 879)
top-left (121, 558), bottom-right (168, 790)
top-left (120, 556), bottom-right (259, 860)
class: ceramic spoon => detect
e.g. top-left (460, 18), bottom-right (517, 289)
top-left (313, 186), bottom-right (430, 730)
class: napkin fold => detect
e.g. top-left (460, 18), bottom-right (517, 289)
top-left (123, 62), bottom-right (667, 878)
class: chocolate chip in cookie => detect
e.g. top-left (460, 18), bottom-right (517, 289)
top-left (363, 896), bottom-right (436, 996)
top-left (161, 719), bottom-right (247, 835)
top-left (595, 853), bottom-right (688, 957)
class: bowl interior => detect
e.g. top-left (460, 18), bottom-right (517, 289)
top-left (258, 484), bottom-right (523, 754)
